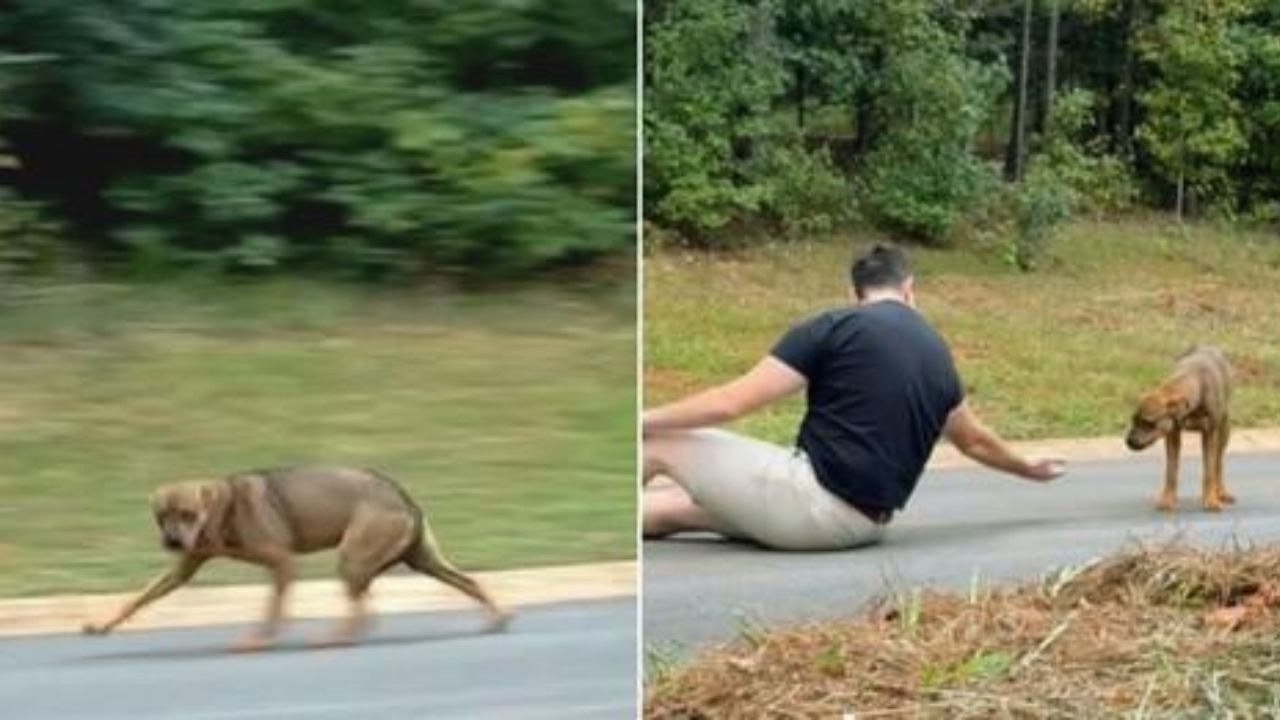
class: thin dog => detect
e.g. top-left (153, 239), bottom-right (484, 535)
top-left (82, 466), bottom-right (511, 650)
top-left (1125, 346), bottom-right (1233, 512)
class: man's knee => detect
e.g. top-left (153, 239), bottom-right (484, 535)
top-left (642, 433), bottom-right (681, 482)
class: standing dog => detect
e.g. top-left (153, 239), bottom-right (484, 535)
top-left (83, 467), bottom-right (511, 650)
top-left (1125, 346), bottom-right (1233, 512)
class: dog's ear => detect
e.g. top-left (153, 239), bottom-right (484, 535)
top-left (196, 482), bottom-right (232, 547)
top-left (1165, 395), bottom-right (1192, 418)
top-left (150, 486), bottom-right (172, 520)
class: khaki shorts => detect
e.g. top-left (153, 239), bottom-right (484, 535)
top-left (649, 428), bottom-right (887, 551)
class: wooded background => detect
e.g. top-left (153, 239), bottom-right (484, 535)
top-left (645, 0), bottom-right (1280, 266)
top-left (0, 1), bottom-right (636, 280)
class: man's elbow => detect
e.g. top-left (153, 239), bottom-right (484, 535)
top-left (710, 395), bottom-right (748, 423)
top-left (949, 432), bottom-right (985, 458)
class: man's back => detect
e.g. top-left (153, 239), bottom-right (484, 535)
top-left (772, 300), bottom-right (963, 512)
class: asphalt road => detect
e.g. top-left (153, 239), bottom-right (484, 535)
top-left (0, 597), bottom-right (636, 719)
top-left (644, 452), bottom-right (1280, 652)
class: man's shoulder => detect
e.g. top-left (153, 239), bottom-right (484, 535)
top-left (796, 305), bottom-right (860, 327)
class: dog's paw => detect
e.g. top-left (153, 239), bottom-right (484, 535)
top-left (1202, 499), bottom-right (1224, 513)
top-left (485, 609), bottom-right (514, 633)
top-left (1155, 496), bottom-right (1177, 513)
top-left (228, 632), bottom-right (274, 654)
top-left (81, 622), bottom-right (110, 636)
top-left (1219, 492), bottom-right (1237, 505)
top-left (308, 631), bottom-right (361, 649)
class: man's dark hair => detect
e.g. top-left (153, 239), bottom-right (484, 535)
top-left (850, 243), bottom-right (911, 299)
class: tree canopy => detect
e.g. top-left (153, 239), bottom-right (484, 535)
top-left (645, 0), bottom-right (1280, 250)
top-left (0, 0), bottom-right (636, 279)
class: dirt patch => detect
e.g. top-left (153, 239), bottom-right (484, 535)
top-left (646, 544), bottom-right (1280, 718)
top-left (645, 367), bottom-right (706, 401)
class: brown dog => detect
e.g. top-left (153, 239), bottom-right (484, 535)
top-left (1125, 346), bottom-right (1233, 512)
top-left (82, 466), bottom-right (511, 650)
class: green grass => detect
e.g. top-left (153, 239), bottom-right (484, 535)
top-left (0, 277), bottom-right (635, 597)
top-left (645, 215), bottom-right (1280, 442)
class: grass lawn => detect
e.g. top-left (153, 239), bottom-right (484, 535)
top-left (0, 277), bottom-right (635, 597)
top-left (645, 216), bottom-right (1280, 443)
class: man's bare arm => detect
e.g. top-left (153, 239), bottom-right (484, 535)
top-left (643, 357), bottom-right (806, 434)
top-left (943, 401), bottom-right (1064, 481)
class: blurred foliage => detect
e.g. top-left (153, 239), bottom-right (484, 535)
top-left (645, 0), bottom-right (1280, 259)
top-left (0, 0), bottom-right (635, 278)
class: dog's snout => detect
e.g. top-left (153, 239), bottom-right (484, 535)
top-left (1124, 430), bottom-right (1151, 451)
top-left (161, 534), bottom-right (184, 551)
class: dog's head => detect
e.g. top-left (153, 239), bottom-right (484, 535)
top-left (1126, 389), bottom-right (1191, 451)
top-left (151, 480), bottom-right (230, 553)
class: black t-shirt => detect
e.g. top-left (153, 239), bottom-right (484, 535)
top-left (771, 301), bottom-right (964, 514)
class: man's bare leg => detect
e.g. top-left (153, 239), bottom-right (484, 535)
top-left (643, 484), bottom-right (723, 537)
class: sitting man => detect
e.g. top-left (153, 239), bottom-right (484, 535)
top-left (643, 244), bottom-right (1064, 550)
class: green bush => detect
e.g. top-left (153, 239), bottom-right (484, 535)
top-left (1010, 168), bottom-right (1073, 270)
top-left (0, 187), bottom-right (64, 279)
top-left (1003, 89), bottom-right (1146, 271)
top-left (643, 0), bottom-right (788, 238)
top-left (1037, 90), bottom-right (1136, 216)
top-left (752, 142), bottom-right (851, 237)
top-left (0, 1), bottom-right (635, 279)
top-left (857, 34), bottom-right (1006, 244)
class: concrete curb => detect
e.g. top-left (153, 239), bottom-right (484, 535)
top-left (927, 427), bottom-right (1280, 470)
top-left (0, 560), bottom-right (635, 638)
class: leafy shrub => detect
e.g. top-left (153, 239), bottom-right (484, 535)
top-left (644, 0), bottom-right (787, 238)
top-left (857, 40), bottom-right (1006, 245)
top-left (1037, 90), bottom-right (1135, 216)
top-left (1010, 167), bottom-right (1073, 270)
top-left (752, 141), bottom-right (852, 238)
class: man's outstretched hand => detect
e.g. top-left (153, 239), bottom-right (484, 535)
top-left (1023, 458), bottom-right (1066, 482)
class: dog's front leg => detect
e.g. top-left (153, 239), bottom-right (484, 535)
top-left (1201, 429), bottom-right (1224, 512)
top-left (230, 552), bottom-right (294, 652)
top-left (83, 556), bottom-right (206, 635)
top-left (1157, 430), bottom-right (1181, 512)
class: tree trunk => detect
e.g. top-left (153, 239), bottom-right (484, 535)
top-left (1116, 0), bottom-right (1137, 157)
top-left (1005, 0), bottom-right (1034, 182)
top-left (1176, 169), bottom-right (1185, 223)
top-left (1045, 0), bottom-right (1060, 122)
top-left (795, 65), bottom-right (806, 130)
top-left (855, 99), bottom-right (875, 156)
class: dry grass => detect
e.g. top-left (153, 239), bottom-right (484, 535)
top-left (646, 543), bottom-right (1280, 718)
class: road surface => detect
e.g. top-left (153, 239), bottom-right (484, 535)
top-left (645, 452), bottom-right (1280, 652)
top-left (0, 597), bottom-right (636, 719)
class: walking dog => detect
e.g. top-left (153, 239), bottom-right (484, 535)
top-left (82, 467), bottom-right (511, 650)
top-left (1125, 346), bottom-right (1233, 512)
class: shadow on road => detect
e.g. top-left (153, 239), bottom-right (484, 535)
top-left (74, 626), bottom-right (494, 663)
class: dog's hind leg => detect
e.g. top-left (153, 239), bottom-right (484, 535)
top-left (1201, 429), bottom-right (1225, 512)
top-left (403, 520), bottom-right (511, 631)
top-left (1157, 430), bottom-right (1181, 512)
top-left (1216, 418), bottom-right (1235, 505)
